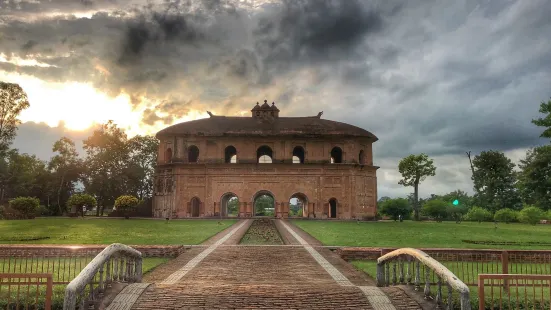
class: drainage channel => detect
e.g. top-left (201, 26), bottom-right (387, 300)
top-left (239, 219), bottom-right (284, 245)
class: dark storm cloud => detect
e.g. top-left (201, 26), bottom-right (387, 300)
top-left (3, 0), bottom-right (551, 198)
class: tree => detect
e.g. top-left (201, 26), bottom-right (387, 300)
top-left (441, 190), bottom-right (472, 209)
top-left (125, 135), bottom-right (159, 200)
top-left (446, 204), bottom-right (467, 223)
top-left (494, 208), bottom-right (518, 223)
top-left (421, 200), bottom-right (448, 222)
top-left (517, 145), bottom-right (551, 211)
top-left (67, 193), bottom-right (97, 217)
top-left (0, 82), bottom-right (30, 154)
top-left (398, 153), bottom-right (436, 220)
top-left (532, 98), bottom-right (551, 139)
top-left (518, 205), bottom-right (544, 225)
top-left (114, 195), bottom-right (139, 219)
top-left (82, 121), bottom-right (130, 216)
top-left (464, 206), bottom-right (492, 223)
top-left (379, 198), bottom-right (411, 221)
top-left (9, 196), bottom-right (39, 219)
top-left (472, 150), bottom-right (521, 212)
top-left (49, 137), bottom-right (82, 215)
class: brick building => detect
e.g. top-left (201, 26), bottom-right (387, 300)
top-left (153, 100), bottom-right (379, 219)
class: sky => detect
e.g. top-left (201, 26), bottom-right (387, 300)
top-left (1, 0), bottom-right (550, 199)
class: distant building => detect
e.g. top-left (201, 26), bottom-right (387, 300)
top-left (153, 100), bottom-right (379, 219)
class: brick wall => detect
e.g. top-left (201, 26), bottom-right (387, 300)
top-left (336, 247), bottom-right (551, 263)
top-left (0, 244), bottom-right (187, 258)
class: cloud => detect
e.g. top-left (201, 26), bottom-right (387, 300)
top-left (2, 0), bottom-right (551, 198)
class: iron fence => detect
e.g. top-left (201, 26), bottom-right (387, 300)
top-left (0, 273), bottom-right (53, 310)
top-left (478, 274), bottom-right (551, 310)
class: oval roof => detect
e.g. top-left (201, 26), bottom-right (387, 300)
top-left (156, 116), bottom-right (378, 141)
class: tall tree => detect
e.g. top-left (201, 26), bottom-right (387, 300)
top-left (82, 121), bottom-right (130, 216)
top-left (125, 135), bottom-right (159, 200)
top-left (49, 137), bottom-right (82, 215)
top-left (472, 150), bottom-right (521, 212)
top-left (0, 82), bottom-right (30, 154)
top-left (532, 98), bottom-right (551, 139)
top-left (398, 153), bottom-right (436, 220)
top-left (517, 145), bottom-right (551, 211)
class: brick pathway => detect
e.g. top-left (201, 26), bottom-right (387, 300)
top-left (110, 219), bottom-right (423, 310)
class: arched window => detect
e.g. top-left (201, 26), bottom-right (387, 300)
top-left (257, 145), bottom-right (273, 163)
top-left (225, 145), bottom-right (237, 163)
top-left (165, 148), bottom-right (172, 163)
top-left (292, 146), bottom-right (305, 164)
top-left (330, 147), bottom-right (342, 164)
top-left (188, 145), bottom-right (199, 163)
top-left (359, 150), bottom-right (365, 165)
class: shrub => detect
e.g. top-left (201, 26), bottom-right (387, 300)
top-left (9, 197), bottom-right (40, 219)
top-left (379, 198), bottom-right (411, 221)
top-left (494, 208), bottom-right (518, 223)
top-left (518, 205), bottom-right (544, 225)
top-left (114, 195), bottom-right (139, 219)
top-left (464, 206), bottom-right (492, 223)
top-left (422, 200), bottom-right (448, 222)
top-left (546, 210), bottom-right (551, 221)
top-left (446, 205), bottom-right (468, 223)
top-left (67, 194), bottom-right (97, 217)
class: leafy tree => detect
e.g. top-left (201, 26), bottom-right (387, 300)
top-left (494, 208), bottom-right (518, 223)
top-left (114, 195), bottom-right (139, 219)
top-left (441, 190), bottom-right (472, 209)
top-left (0, 82), bottom-right (30, 154)
top-left (517, 145), bottom-right (551, 211)
top-left (9, 196), bottom-right (40, 219)
top-left (421, 200), bottom-right (448, 222)
top-left (546, 210), bottom-right (551, 221)
top-left (472, 150), bottom-right (521, 212)
top-left (49, 137), bottom-right (82, 215)
top-left (518, 205), bottom-right (544, 225)
top-left (82, 121), bottom-right (129, 216)
top-left (67, 193), bottom-right (97, 217)
top-left (227, 197), bottom-right (239, 216)
top-left (379, 198), bottom-right (411, 221)
top-left (446, 204), bottom-right (468, 223)
top-left (464, 206), bottom-right (492, 223)
top-left (532, 98), bottom-right (551, 139)
top-left (254, 195), bottom-right (273, 216)
top-left (398, 153), bottom-right (436, 220)
top-left (125, 135), bottom-right (159, 200)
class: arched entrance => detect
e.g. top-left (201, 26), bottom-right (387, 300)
top-left (289, 193), bottom-right (308, 217)
top-left (191, 197), bottom-right (201, 217)
top-left (329, 198), bottom-right (337, 218)
top-left (253, 191), bottom-right (275, 217)
top-left (220, 193), bottom-right (239, 217)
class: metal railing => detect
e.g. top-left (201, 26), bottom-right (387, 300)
top-left (63, 243), bottom-right (142, 310)
top-left (376, 248), bottom-right (471, 310)
top-left (0, 273), bottom-right (53, 310)
top-left (478, 274), bottom-right (551, 309)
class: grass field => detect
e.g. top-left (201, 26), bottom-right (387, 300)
top-left (291, 220), bottom-right (551, 249)
top-left (0, 218), bottom-right (237, 244)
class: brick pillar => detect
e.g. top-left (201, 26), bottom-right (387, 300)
top-left (246, 202), bottom-right (252, 217)
top-left (283, 202), bottom-right (289, 219)
top-left (239, 202), bottom-right (245, 218)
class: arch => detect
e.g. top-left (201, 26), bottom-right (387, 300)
top-left (292, 146), bottom-right (305, 164)
top-left (220, 192), bottom-right (239, 217)
top-left (329, 198), bottom-right (338, 218)
top-left (257, 145), bottom-right (273, 163)
top-left (289, 192), bottom-right (308, 217)
top-left (190, 197), bottom-right (201, 217)
top-left (188, 145), bottom-right (199, 163)
top-left (224, 145), bottom-right (237, 163)
top-left (330, 147), bottom-right (342, 164)
top-left (359, 149), bottom-right (366, 165)
top-left (165, 148), bottom-right (173, 163)
top-left (252, 190), bottom-right (275, 217)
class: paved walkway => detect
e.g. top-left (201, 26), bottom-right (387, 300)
top-left (107, 219), bottom-right (423, 310)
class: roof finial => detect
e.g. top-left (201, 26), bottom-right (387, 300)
top-left (264, 99), bottom-right (268, 104)
top-left (272, 102), bottom-right (275, 105)
top-left (256, 102), bottom-right (259, 105)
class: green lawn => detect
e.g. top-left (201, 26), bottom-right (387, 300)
top-left (291, 220), bottom-right (551, 249)
top-left (0, 218), bottom-right (237, 244)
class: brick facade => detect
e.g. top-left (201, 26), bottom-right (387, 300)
top-left (153, 102), bottom-right (379, 220)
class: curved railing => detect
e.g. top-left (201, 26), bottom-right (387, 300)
top-left (63, 243), bottom-right (143, 310)
top-left (376, 248), bottom-right (471, 310)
